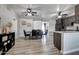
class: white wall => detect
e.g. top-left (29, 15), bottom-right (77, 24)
top-left (33, 21), bottom-right (42, 30)
top-left (0, 5), bottom-right (18, 38)
top-left (19, 18), bottom-right (33, 37)
top-left (18, 17), bottom-right (42, 37)
top-left (49, 19), bottom-right (56, 36)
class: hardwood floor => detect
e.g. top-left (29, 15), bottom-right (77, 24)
top-left (6, 35), bottom-right (60, 55)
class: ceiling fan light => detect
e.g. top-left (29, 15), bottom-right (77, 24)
top-left (28, 13), bottom-right (32, 16)
top-left (27, 8), bottom-right (32, 13)
top-left (58, 15), bottom-right (62, 18)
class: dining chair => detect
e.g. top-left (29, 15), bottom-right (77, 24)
top-left (23, 30), bottom-right (30, 39)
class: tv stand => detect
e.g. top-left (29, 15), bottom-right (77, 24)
top-left (0, 32), bottom-right (15, 55)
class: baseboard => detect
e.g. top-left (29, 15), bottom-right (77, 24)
top-left (62, 48), bottom-right (79, 54)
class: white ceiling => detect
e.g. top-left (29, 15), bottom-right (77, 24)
top-left (6, 4), bottom-right (76, 19)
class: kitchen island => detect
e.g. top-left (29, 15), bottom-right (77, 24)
top-left (53, 31), bottom-right (79, 54)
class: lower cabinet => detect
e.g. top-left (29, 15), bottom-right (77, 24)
top-left (53, 32), bottom-right (61, 50)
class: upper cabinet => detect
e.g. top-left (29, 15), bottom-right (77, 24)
top-left (75, 5), bottom-right (79, 23)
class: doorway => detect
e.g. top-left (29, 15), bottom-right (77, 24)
top-left (42, 22), bottom-right (49, 41)
top-left (42, 22), bottom-right (49, 35)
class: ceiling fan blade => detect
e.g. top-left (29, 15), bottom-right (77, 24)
top-left (25, 14), bottom-right (28, 16)
top-left (32, 12), bottom-right (37, 14)
top-left (58, 11), bottom-right (62, 16)
top-left (21, 11), bottom-right (27, 14)
top-left (31, 12), bottom-right (37, 16)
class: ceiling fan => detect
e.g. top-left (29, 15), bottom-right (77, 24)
top-left (22, 5), bottom-right (37, 16)
top-left (50, 7), bottom-right (73, 18)
top-left (57, 11), bottom-right (68, 18)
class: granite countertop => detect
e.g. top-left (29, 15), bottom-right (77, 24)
top-left (54, 31), bottom-right (79, 33)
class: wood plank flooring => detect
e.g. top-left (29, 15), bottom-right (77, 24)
top-left (6, 35), bottom-right (60, 55)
